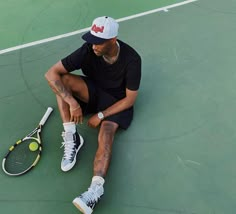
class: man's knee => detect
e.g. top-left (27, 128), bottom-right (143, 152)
top-left (61, 74), bottom-right (89, 100)
top-left (101, 121), bottom-right (118, 133)
top-left (61, 74), bottom-right (73, 86)
top-left (98, 121), bottom-right (118, 143)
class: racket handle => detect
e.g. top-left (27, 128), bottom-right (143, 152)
top-left (39, 107), bottom-right (53, 126)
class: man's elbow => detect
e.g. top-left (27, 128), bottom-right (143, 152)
top-left (44, 62), bottom-right (60, 81)
top-left (126, 96), bottom-right (138, 108)
top-left (126, 91), bottom-right (138, 107)
top-left (44, 70), bottom-right (50, 81)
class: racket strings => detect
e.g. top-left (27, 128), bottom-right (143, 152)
top-left (4, 139), bottom-right (40, 174)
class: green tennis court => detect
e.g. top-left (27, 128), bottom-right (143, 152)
top-left (1, 0), bottom-right (236, 213)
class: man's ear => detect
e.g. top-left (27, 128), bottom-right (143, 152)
top-left (111, 37), bottom-right (117, 44)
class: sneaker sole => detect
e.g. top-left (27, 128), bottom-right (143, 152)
top-left (61, 135), bottom-right (84, 172)
top-left (72, 197), bottom-right (93, 214)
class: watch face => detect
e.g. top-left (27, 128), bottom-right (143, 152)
top-left (98, 112), bottom-right (104, 119)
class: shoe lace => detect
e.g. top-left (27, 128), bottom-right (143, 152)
top-left (61, 132), bottom-right (76, 160)
top-left (83, 185), bottom-right (102, 204)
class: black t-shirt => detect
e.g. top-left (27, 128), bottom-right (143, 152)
top-left (61, 40), bottom-right (141, 99)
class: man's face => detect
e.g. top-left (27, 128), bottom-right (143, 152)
top-left (92, 39), bottom-right (114, 56)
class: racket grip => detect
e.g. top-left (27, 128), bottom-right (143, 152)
top-left (39, 107), bottom-right (53, 126)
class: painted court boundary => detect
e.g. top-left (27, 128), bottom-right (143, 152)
top-left (0, 0), bottom-right (197, 55)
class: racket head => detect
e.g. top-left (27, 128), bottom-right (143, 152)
top-left (2, 137), bottom-right (42, 176)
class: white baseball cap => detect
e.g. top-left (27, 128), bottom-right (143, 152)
top-left (82, 16), bottom-right (119, 44)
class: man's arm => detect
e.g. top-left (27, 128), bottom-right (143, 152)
top-left (45, 61), bottom-right (79, 110)
top-left (87, 88), bottom-right (138, 128)
top-left (102, 88), bottom-right (138, 118)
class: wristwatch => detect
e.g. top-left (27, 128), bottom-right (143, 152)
top-left (97, 112), bottom-right (104, 120)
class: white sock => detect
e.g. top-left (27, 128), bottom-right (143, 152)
top-left (90, 176), bottom-right (105, 197)
top-left (91, 176), bottom-right (105, 186)
top-left (63, 122), bottom-right (76, 134)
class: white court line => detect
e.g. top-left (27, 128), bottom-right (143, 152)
top-left (0, 0), bottom-right (197, 55)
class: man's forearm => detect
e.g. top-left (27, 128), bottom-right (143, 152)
top-left (102, 97), bottom-right (134, 118)
top-left (48, 79), bottom-right (70, 98)
top-left (47, 79), bottom-right (78, 108)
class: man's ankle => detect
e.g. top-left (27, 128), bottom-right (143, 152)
top-left (91, 176), bottom-right (105, 186)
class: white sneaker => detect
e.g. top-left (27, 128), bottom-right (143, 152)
top-left (61, 131), bottom-right (84, 172)
top-left (73, 181), bottom-right (104, 214)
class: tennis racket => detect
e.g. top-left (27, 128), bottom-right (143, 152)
top-left (2, 107), bottom-right (53, 176)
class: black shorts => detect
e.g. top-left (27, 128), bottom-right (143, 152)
top-left (75, 76), bottom-right (133, 130)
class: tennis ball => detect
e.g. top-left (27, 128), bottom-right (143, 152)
top-left (29, 142), bottom-right (39, 152)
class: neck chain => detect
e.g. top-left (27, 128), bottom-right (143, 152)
top-left (103, 41), bottom-right (120, 64)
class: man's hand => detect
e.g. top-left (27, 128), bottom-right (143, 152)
top-left (87, 114), bottom-right (102, 128)
top-left (70, 106), bottom-right (83, 124)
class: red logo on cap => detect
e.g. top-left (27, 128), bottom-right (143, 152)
top-left (91, 24), bottom-right (104, 33)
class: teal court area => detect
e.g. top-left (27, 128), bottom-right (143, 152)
top-left (1, 0), bottom-right (236, 213)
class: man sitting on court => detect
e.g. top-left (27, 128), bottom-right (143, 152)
top-left (45, 16), bottom-right (141, 214)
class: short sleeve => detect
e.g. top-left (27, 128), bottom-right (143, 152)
top-left (126, 55), bottom-right (142, 91)
top-left (61, 43), bottom-right (90, 72)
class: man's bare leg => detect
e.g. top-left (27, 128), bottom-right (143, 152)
top-left (94, 121), bottom-right (119, 177)
top-left (52, 74), bottom-right (89, 172)
top-left (73, 121), bottom-right (119, 213)
top-left (56, 74), bottom-right (89, 123)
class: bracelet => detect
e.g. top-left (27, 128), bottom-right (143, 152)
top-left (70, 105), bottom-right (81, 111)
